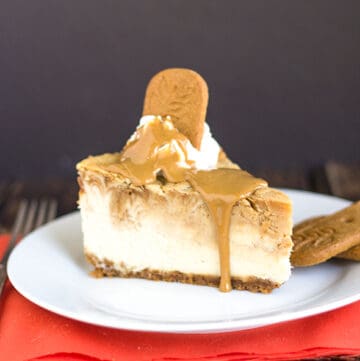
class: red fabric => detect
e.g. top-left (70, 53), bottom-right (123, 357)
top-left (1, 234), bottom-right (360, 361)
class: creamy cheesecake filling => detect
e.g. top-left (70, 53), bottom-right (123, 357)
top-left (79, 181), bottom-right (292, 286)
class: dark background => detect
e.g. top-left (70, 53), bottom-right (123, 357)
top-left (1, 0), bottom-right (359, 179)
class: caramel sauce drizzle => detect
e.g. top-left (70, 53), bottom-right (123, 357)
top-left (105, 116), bottom-right (194, 185)
top-left (187, 170), bottom-right (267, 291)
top-left (107, 117), bottom-right (266, 292)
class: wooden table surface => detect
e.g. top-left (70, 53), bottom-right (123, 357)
top-left (0, 160), bottom-right (359, 361)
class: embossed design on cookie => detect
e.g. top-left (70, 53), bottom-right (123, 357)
top-left (291, 201), bottom-right (360, 267)
top-left (143, 68), bottom-right (208, 149)
top-left (293, 227), bottom-right (336, 249)
top-left (155, 75), bottom-right (194, 122)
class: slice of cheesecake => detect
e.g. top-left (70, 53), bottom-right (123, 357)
top-left (77, 69), bottom-right (293, 293)
top-left (77, 135), bottom-right (292, 293)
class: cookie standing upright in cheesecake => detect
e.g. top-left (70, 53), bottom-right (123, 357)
top-left (143, 68), bottom-right (208, 149)
top-left (77, 68), bottom-right (293, 293)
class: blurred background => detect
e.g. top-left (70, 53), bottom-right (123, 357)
top-left (1, 0), bottom-right (359, 180)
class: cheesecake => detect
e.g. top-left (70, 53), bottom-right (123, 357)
top-left (77, 69), bottom-right (293, 293)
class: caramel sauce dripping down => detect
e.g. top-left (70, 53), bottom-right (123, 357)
top-left (187, 169), bottom-right (267, 292)
top-left (107, 117), bottom-right (266, 292)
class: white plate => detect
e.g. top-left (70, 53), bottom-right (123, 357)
top-left (8, 189), bottom-right (360, 333)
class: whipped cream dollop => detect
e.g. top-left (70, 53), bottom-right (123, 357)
top-left (135, 115), bottom-right (220, 171)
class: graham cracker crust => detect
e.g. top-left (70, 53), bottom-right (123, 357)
top-left (86, 253), bottom-right (280, 294)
